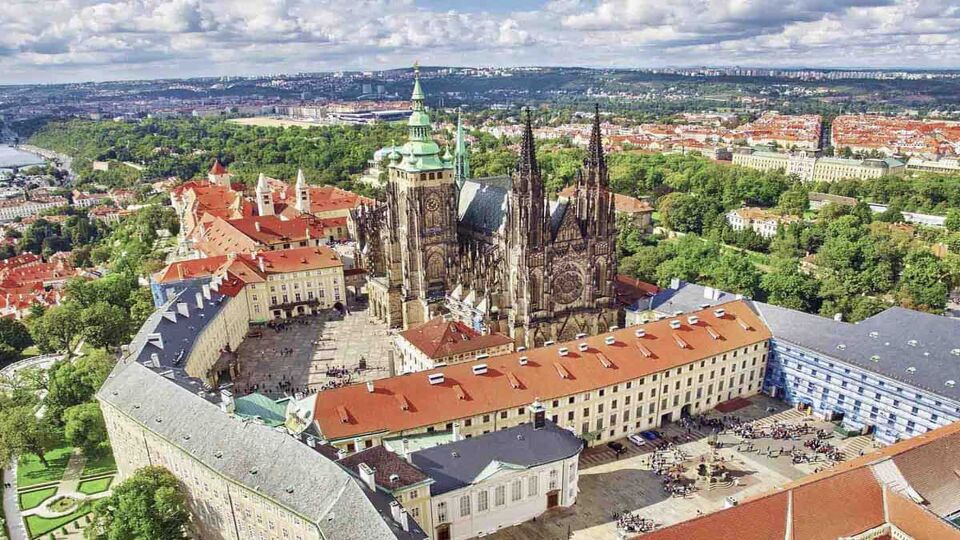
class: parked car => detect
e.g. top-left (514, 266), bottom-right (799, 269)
top-left (628, 434), bottom-right (647, 447)
top-left (606, 441), bottom-right (627, 454)
top-left (640, 430), bottom-right (659, 441)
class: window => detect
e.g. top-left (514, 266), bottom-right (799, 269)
top-left (460, 495), bottom-right (471, 517)
top-left (495, 485), bottom-right (506, 506)
top-left (549, 469), bottom-right (558, 490)
top-left (437, 501), bottom-right (448, 522)
top-left (528, 475), bottom-right (538, 496)
top-left (512, 479), bottom-right (522, 501)
top-left (478, 490), bottom-right (489, 512)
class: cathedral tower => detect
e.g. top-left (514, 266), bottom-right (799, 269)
top-left (385, 63), bottom-right (458, 328)
top-left (453, 108), bottom-right (470, 188)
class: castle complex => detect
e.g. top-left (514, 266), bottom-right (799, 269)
top-left (352, 68), bottom-right (618, 347)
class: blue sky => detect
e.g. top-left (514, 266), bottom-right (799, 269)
top-left (1, 0), bottom-right (959, 84)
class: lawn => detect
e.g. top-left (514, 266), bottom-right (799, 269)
top-left (18, 487), bottom-right (57, 511)
top-left (77, 477), bottom-right (112, 495)
top-left (80, 452), bottom-right (116, 477)
top-left (24, 503), bottom-right (90, 539)
top-left (17, 438), bottom-right (72, 488)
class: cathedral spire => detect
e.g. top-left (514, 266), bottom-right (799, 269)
top-left (517, 107), bottom-right (539, 184)
top-left (586, 103), bottom-right (605, 172)
top-left (454, 108), bottom-right (470, 187)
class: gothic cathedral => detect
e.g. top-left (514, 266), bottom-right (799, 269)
top-left (352, 66), bottom-right (619, 348)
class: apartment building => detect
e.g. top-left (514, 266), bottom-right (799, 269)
top-left (306, 301), bottom-right (771, 453)
top-left (395, 317), bottom-right (514, 374)
top-left (195, 214), bottom-right (347, 257)
top-left (0, 196), bottom-right (68, 222)
top-left (757, 303), bottom-right (960, 445)
top-left (726, 207), bottom-right (800, 238)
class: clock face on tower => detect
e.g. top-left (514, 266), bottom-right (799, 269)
top-left (424, 192), bottom-right (442, 212)
top-left (553, 265), bottom-right (584, 305)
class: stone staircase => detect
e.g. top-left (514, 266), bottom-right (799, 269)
top-left (839, 435), bottom-right (876, 460)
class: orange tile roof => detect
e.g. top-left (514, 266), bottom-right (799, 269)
top-left (154, 246), bottom-right (342, 285)
top-left (312, 300), bottom-right (769, 441)
top-left (399, 317), bottom-right (513, 360)
top-left (209, 159), bottom-right (228, 175)
top-left (197, 215), bottom-right (347, 256)
top-left (306, 185), bottom-right (374, 214)
top-left (558, 186), bottom-right (653, 214)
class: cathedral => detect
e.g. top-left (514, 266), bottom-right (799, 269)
top-left (351, 67), bottom-right (619, 348)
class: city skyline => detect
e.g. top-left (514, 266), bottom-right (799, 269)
top-left (2, 0), bottom-right (960, 85)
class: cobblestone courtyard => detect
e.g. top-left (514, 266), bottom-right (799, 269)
top-left (232, 300), bottom-right (396, 398)
top-left (489, 395), bottom-right (882, 540)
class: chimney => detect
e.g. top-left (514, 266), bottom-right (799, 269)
top-left (176, 302), bottom-right (189, 318)
top-left (833, 313), bottom-right (843, 322)
top-left (202, 284), bottom-right (211, 300)
top-left (220, 389), bottom-right (235, 414)
top-left (389, 501), bottom-right (402, 524)
top-left (401, 439), bottom-right (411, 461)
top-left (399, 509), bottom-right (410, 532)
top-left (669, 277), bottom-right (681, 290)
top-left (530, 400), bottom-right (546, 430)
top-left (336, 448), bottom-right (347, 460)
top-left (452, 422), bottom-right (461, 441)
top-left (255, 221), bottom-right (261, 232)
top-left (358, 462), bottom-right (377, 492)
top-left (195, 292), bottom-right (204, 310)
top-left (366, 381), bottom-right (374, 393)
top-left (150, 353), bottom-right (162, 368)
top-left (258, 256), bottom-right (265, 273)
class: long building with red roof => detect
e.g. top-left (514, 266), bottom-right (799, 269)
top-left (301, 300), bottom-right (771, 452)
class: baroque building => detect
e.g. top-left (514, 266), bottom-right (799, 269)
top-left (352, 67), bottom-right (619, 347)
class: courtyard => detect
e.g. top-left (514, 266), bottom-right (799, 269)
top-left (232, 299), bottom-right (396, 399)
top-left (489, 395), bottom-right (881, 540)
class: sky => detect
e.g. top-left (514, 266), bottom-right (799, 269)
top-left (2, 0), bottom-right (960, 85)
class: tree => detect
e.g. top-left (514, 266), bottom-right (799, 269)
top-left (945, 209), bottom-right (960, 232)
top-left (898, 250), bottom-right (947, 311)
top-left (709, 252), bottom-right (762, 297)
top-left (81, 302), bottom-right (131, 349)
top-left (64, 403), bottom-right (108, 457)
top-left (761, 262), bottom-right (821, 312)
top-left (0, 406), bottom-right (56, 467)
top-left (777, 186), bottom-right (808, 216)
top-left (28, 302), bottom-right (82, 354)
top-left (0, 318), bottom-right (33, 353)
top-left (86, 466), bottom-right (189, 540)
top-left (44, 350), bottom-right (116, 423)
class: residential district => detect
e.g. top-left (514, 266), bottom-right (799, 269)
top-left (2, 71), bottom-right (960, 540)
top-left (72, 71), bottom-right (960, 540)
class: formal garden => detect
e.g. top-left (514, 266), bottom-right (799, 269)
top-left (14, 433), bottom-right (116, 539)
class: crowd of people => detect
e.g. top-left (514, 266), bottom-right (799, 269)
top-left (615, 511), bottom-right (656, 534)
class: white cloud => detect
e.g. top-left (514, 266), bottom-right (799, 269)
top-left (0, 0), bottom-right (959, 83)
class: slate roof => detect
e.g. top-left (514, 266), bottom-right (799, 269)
top-left (339, 445), bottom-right (432, 493)
top-left (638, 281), bottom-right (738, 316)
top-left (753, 302), bottom-right (960, 403)
top-left (409, 421), bottom-right (583, 496)
top-left (548, 199), bottom-right (568, 233)
top-left (98, 360), bottom-right (425, 540)
top-left (458, 179), bottom-right (508, 235)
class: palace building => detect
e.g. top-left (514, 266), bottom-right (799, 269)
top-left (351, 66), bottom-right (619, 348)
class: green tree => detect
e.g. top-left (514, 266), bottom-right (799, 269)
top-left (86, 466), bottom-right (189, 540)
top-left (898, 250), bottom-right (947, 311)
top-left (761, 262), bottom-right (821, 312)
top-left (945, 209), bottom-right (960, 232)
top-left (63, 402), bottom-right (109, 458)
top-left (44, 350), bottom-right (116, 423)
top-left (81, 302), bottom-right (131, 349)
top-left (777, 186), bottom-right (808, 216)
top-left (709, 252), bottom-right (762, 297)
top-left (28, 302), bottom-right (82, 354)
top-left (0, 405), bottom-right (56, 467)
top-left (0, 318), bottom-right (33, 353)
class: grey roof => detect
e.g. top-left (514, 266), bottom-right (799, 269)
top-left (98, 361), bottom-right (425, 540)
top-left (639, 280), bottom-right (739, 316)
top-left (752, 302), bottom-right (960, 403)
top-left (409, 421), bottom-right (583, 496)
top-left (458, 178), bottom-right (508, 235)
top-left (549, 199), bottom-right (569, 234)
top-left (127, 281), bottom-right (228, 399)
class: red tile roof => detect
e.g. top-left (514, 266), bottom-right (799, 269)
top-left (154, 246), bottom-right (343, 285)
top-left (196, 215), bottom-right (346, 256)
top-left (558, 186), bottom-right (653, 214)
top-left (209, 159), bottom-right (228, 175)
top-left (400, 318), bottom-right (513, 360)
top-left (312, 300), bottom-right (769, 441)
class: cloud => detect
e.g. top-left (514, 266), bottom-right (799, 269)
top-left (0, 0), bottom-right (959, 84)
